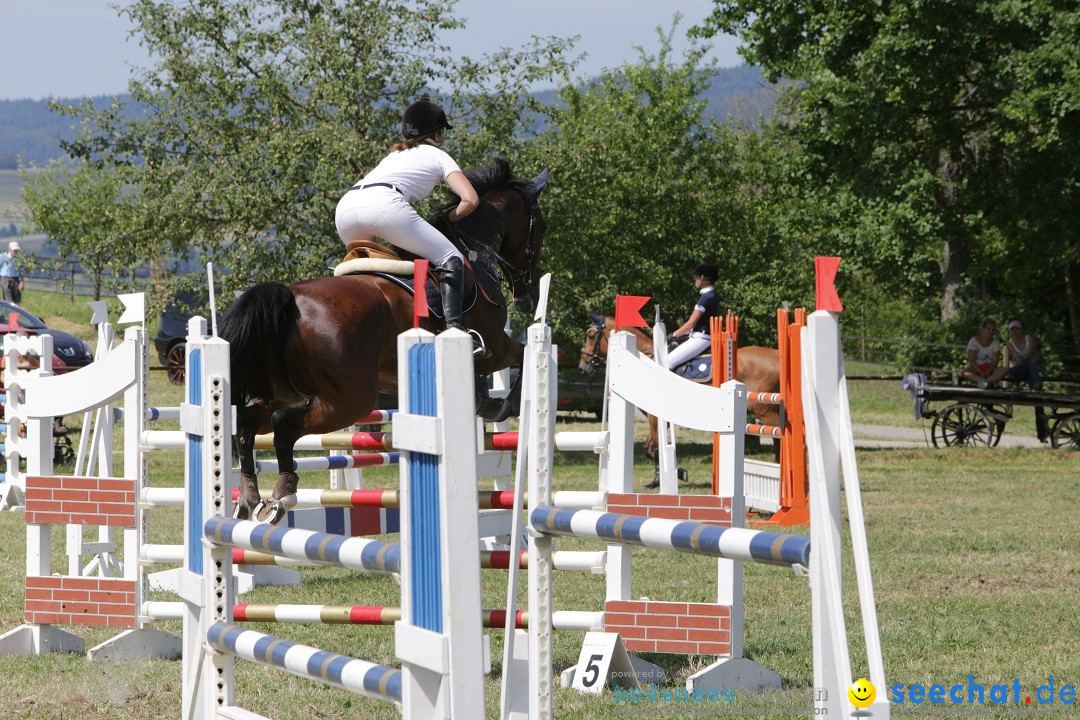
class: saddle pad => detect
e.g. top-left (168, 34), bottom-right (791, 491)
top-left (673, 353), bottom-right (713, 383)
top-left (334, 258), bottom-right (414, 276)
top-left (336, 271), bottom-right (477, 321)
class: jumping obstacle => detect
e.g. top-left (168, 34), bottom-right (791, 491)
top-left (0, 324), bottom-right (184, 659)
top-left (496, 285), bottom-right (888, 718)
top-left (181, 322), bottom-right (486, 718)
top-left (713, 308), bottom-right (810, 524)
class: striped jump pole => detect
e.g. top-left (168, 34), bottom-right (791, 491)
top-left (230, 546), bottom-right (606, 573)
top-left (530, 506), bottom-right (810, 568)
top-left (145, 407), bottom-right (396, 425)
top-left (226, 487), bottom-right (602, 511)
top-left (746, 423), bottom-right (784, 439)
top-left (203, 516), bottom-right (400, 574)
top-left (207, 622), bottom-right (402, 704)
top-left (232, 603), bottom-right (604, 632)
top-left (252, 452), bottom-right (399, 475)
top-left (251, 430), bottom-right (519, 452)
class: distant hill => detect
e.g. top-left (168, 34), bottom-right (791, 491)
top-left (0, 96), bottom-right (143, 168)
top-left (0, 65), bottom-right (777, 168)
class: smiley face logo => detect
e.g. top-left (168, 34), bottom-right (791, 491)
top-left (848, 678), bottom-right (876, 708)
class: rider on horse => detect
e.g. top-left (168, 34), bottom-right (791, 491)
top-left (667, 262), bottom-right (721, 371)
top-left (334, 98), bottom-right (490, 358)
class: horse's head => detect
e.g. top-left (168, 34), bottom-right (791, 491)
top-left (455, 160), bottom-right (548, 314)
top-left (578, 311), bottom-right (607, 374)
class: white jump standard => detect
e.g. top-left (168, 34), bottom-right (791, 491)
top-left (181, 322), bottom-right (487, 719)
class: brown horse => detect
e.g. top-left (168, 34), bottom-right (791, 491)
top-left (220, 159), bottom-right (547, 523)
top-left (578, 313), bottom-right (781, 460)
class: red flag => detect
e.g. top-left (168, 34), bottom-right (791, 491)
top-left (413, 259), bottom-right (430, 328)
top-left (614, 295), bottom-right (650, 331)
top-left (815, 256), bottom-right (843, 312)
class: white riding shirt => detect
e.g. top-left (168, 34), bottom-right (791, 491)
top-left (335, 144), bottom-right (465, 266)
top-left (359, 144), bottom-right (462, 203)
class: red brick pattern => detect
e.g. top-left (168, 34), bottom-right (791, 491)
top-left (605, 600), bottom-right (731, 655)
top-left (23, 476), bottom-right (136, 527)
top-left (606, 493), bottom-right (732, 526)
top-left (25, 576), bottom-right (136, 627)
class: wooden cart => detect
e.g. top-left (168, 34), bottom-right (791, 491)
top-left (913, 384), bottom-right (1080, 449)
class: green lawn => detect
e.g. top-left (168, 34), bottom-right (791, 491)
top-left (0, 294), bottom-right (1075, 719)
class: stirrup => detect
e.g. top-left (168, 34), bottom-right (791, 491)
top-left (468, 329), bottom-right (491, 359)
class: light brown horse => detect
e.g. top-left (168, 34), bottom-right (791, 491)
top-left (578, 314), bottom-right (781, 461)
top-left (220, 159), bottom-right (547, 523)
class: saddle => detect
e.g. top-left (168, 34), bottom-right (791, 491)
top-left (334, 241), bottom-right (477, 321)
top-left (672, 352), bottom-right (714, 384)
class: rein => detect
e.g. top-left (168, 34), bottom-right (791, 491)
top-left (437, 189), bottom-right (540, 309)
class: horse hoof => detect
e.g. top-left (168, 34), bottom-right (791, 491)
top-left (477, 397), bottom-right (507, 423)
top-left (232, 500), bottom-right (253, 521)
top-left (254, 494), bottom-right (296, 525)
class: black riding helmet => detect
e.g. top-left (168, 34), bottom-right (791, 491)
top-left (694, 262), bottom-right (718, 283)
top-left (402, 99), bottom-right (453, 140)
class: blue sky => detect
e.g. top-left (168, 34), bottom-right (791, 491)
top-left (0, 0), bottom-right (741, 101)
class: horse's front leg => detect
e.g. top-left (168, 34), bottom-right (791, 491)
top-left (254, 406), bottom-right (306, 525)
top-left (233, 409), bottom-right (262, 520)
top-left (475, 380), bottom-right (507, 423)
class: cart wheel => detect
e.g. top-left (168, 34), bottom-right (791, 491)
top-left (931, 403), bottom-right (995, 447)
top-left (1050, 413), bottom-right (1080, 449)
top-left (53, 435), bottom-right (75, 466)
top-left (991, 418), bottom-right (1006, 447)
top-left (166, 342), bottom-right (186, 385)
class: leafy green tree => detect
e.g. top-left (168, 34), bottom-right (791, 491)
top-left (21, 160), bottom-right (144, 300)
top-left (529, 25), bottom-right (789, 345)
top-left (695, 0), bottom-right (1080, 344)
top-left (35, 0), bottom-right (573, 301)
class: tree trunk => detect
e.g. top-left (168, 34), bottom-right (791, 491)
top-left (939, 233), bottom-right (971, 323)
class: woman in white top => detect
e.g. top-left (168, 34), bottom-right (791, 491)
top-left (961, 320), bottom-right (1011, 386)
top-left (335, 98), bottom-right (488, 357)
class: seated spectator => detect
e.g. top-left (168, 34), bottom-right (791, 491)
top-left (1004, 320), bottom-right (1042, 389)
top-left (961, 320), bottom-right (1011, 387)
top-left (1005, 319), bottom-right (1048, 442)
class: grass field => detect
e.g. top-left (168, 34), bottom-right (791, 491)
top-left (0, 293), bottom-right (1076, 719)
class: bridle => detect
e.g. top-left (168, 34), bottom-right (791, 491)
top-left (443, 188), bottom-right (542, 307)
top-left (579, 315), bottom-right (606, 373)
top-left (488, 194), bottom-right (540, 300)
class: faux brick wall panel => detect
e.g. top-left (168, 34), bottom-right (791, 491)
top-left (24, 476), bottom-right (135, 526)
top-left (607, 493), bottom-right (732, 526)
top-left (605, 600), bottom-right (731, 657)
top-left (24, 576), bottom-right (136, 627)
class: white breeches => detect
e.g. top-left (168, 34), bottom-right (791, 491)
top-left (666, 332), bottom-right (711, 370)
top-left (335, 186), bottom-right (463, 266)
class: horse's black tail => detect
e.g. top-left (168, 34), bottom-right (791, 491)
top-left (218, 282), bottom-right (300, 407)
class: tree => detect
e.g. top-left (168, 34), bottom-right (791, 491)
top-left (21, 159), bottom-right (145, 300)
top-left (528, 23), bottom-right (792, 345)
top-left (695, 1), bottom-right (1080, 336)
top-left (35, 0), bottom-right (573, 301)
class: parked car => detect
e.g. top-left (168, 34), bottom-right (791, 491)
top-left (153, 292), bottom-right (204, 384)
top-left (0, 300), bottom-right (95, 370)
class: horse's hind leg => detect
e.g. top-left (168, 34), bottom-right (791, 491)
top-left (233, 408), bottom-right (263, 520)
top-left (254, 405), bottom-right (307, 524)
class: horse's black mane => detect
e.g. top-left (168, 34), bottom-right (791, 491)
top-left (463, 157), bottom-right (532, 200)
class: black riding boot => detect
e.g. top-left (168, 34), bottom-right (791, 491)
top-left (438, 256), bottom-right (491, 359)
